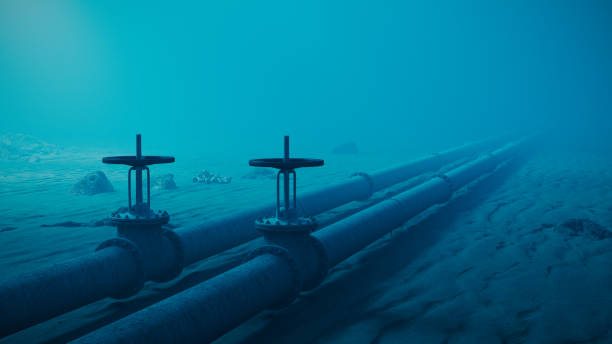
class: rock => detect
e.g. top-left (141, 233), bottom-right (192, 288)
top-left (41, 218), bottom-right (113, 228)
top-left (242, 168), bottom-right (276, 180)
top-left (41, 221), bottom-right (83, 228)
top-left (71, 171), bottom-right (114, 195)
top-left (152, 173), bottom-right (177, 190)
top-left (0, 133), bottom-right (61, 161)
top-left (555, 218), bottom-right (612, 240)
top-left (331, 142), bottom-right (359, 154)
top-left (193, 169), bottom-right (232, 184)
top-left (27, 155), bottom-right (41, 163)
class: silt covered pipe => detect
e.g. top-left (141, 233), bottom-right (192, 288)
top-left (71, 253), bottom-right (294, 344)
top-left (177, 137), bottom-right (502, 265)
top-left (72, 138), bottom-right (526, 344)
top-left (0, 137), bottom-right (501, 338)
top-left (0, 247), bottom-right (141, 336)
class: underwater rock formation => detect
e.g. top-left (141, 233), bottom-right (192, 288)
top-left (556, 218), bottom-right (612, 240)
top-left (331, 141), bottom-right (359, 154)
top-left (242, 168), bottom-right (277, 180)
top-left (193, 170), bottom-right (232, 184)
top-left (71, 171), bottom-right (114, 195)
top-left (152, 173), bottom-right (177, 190)
top-left (0, 133), bottom-right (62, 162)
top-left (41, 219), bottom-right (113, 228)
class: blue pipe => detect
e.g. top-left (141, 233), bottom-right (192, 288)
top-left (72, 138), bottom-right (527, 344)
top-left (0, 246), bottom-right (141, 336)
top-left (71, 253), bottom-right (294, 344)
top-left (0, 137), bottom-right (502, 338)
top-left (176, 137), bottom-right (503, 266)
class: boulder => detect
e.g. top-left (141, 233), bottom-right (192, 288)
top-left (0, 133), bottom-right (61, 161)
top-left (152, 173), bottom-right (177, 190)
top-left (193, 169), bottom-right (232, 184)
top-left (331, 142), bottom-right (359, 154)
top-left (242, 168), bottom-right (276, 180)
top-left (556, 218), bottom-right (612, 240)
top-left (71, 171), bottom-right (114, 195)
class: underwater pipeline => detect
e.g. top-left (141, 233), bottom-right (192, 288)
top-left (0, 136), bottom-right (503, 338)
top-left (71, 137), bottom-right (528, 344)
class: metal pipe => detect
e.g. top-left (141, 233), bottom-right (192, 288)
top-left (177, 137), bottom-right (502, 266)
top-left (72, 138), bottom-right (526, 344)
top-left (136, 134), bottom-right (143, 205)
top-left (0, 247), bottom-right (141, 336)
top-left (0, 137), bottom-right (502, 338)
top-left (283, 136), bottom-right (291, 217)
top-left (315, 140), bottom-right (522, 267)
top-left (72, 253), bottom-right (294, 344)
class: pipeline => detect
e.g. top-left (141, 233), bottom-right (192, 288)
top-left (0, 137), bottom-right (503, 338)
top-left (176, 136), bottom-right (504, 265)
top-left (71, 137), bottom-right (528, 344)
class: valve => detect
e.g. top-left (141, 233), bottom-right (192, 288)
top-left (249, 136), bottom-right (324, 233)
top-left (103, 134), bottom-right (175, 227)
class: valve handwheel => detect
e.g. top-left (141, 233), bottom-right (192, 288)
top-left (249, 136), bottom-right (324, 233)
top-left (249, 158), bottom-right (323, 170)
top-left (102, 156), bottom-right (174, 166)
top-left (103, 134), bottom-right (174, 227)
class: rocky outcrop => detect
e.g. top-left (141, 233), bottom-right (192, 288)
top-left (71, 171), bottom-right (114, 195)
top-left (193, 170), bottom-right (232, 184)
top-left (556, 218), bottom-right (612, 240)
top-left (242, 168), bottom-right (276, 180)
top-left (152, 173), bottom-right (177, 190)
top-left (331, 142), bottom-right (359, 154)
top-left (0, 133), bottom-right (62, 162)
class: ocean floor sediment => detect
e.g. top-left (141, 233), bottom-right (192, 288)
top-left (2, 150), bottom-right (612, 343)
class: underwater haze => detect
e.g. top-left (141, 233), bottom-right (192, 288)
top-left (1, 1), bottom-right (612, 343)
top-left (1, 1), bottom-right (612, 155)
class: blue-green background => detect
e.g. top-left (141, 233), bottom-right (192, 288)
top-left (1, 1), bottom-right (610, 155)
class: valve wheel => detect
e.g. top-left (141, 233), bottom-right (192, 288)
top-left (103, 156), bottom-right (174, 167)
top-left (249, 158), bottom-right (323, 170)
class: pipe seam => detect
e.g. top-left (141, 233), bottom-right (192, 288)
top-left (158, 229), bottom-right (185, 282)
top-left (96, 238), bottom-right (145, 299)
top-left (246, 245), bottom-right (300, 309)
top-left (430, 152), bottom-right (444, 166)
top-left (302, 236), bottom-right (329, 291)
top-left (433, 173), bottom-right (455, 198)
top-left (350, 172), bottom-right (375, 200)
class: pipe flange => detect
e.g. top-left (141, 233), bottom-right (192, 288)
top-left (484, 151), bottom-right (497, 162)
top-left (430, 152), bottom-right (443, 165)
top-left (434, 173), bottom-right (454, 199)
top-left (96, 238), bottom-right (146, 299)
top-left (246, 245), bottom-right (301, 309)
top-left (351, 172), bottom-right (375, 200)
top-left (302, 236), bottom-right (329, 291)
top-left (155, 229), bottom-right (185, 282)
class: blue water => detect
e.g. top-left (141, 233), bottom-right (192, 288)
top-left (1, 1), bottom-right (612, 343)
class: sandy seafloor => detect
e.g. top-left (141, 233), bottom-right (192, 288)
top-left (1, 145), bottom-right (612, 344)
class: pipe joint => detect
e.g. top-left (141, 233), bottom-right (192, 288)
top-left (430, 152), bottom-right (443, 165)
top-left (302, 236), bottom-right (329, 290)
top-left (246, 245), bottom-right (301, 309)
top-left (160, 229), bottom-right (185, 281)
top-left (434, 173), bottom-right (455, 199)
top-left (115, 226), bottom-right (183, 283)
top-left (351, 172), bottom-right (375, 200)
top-left (96, 238), bottom-right (145, 299)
